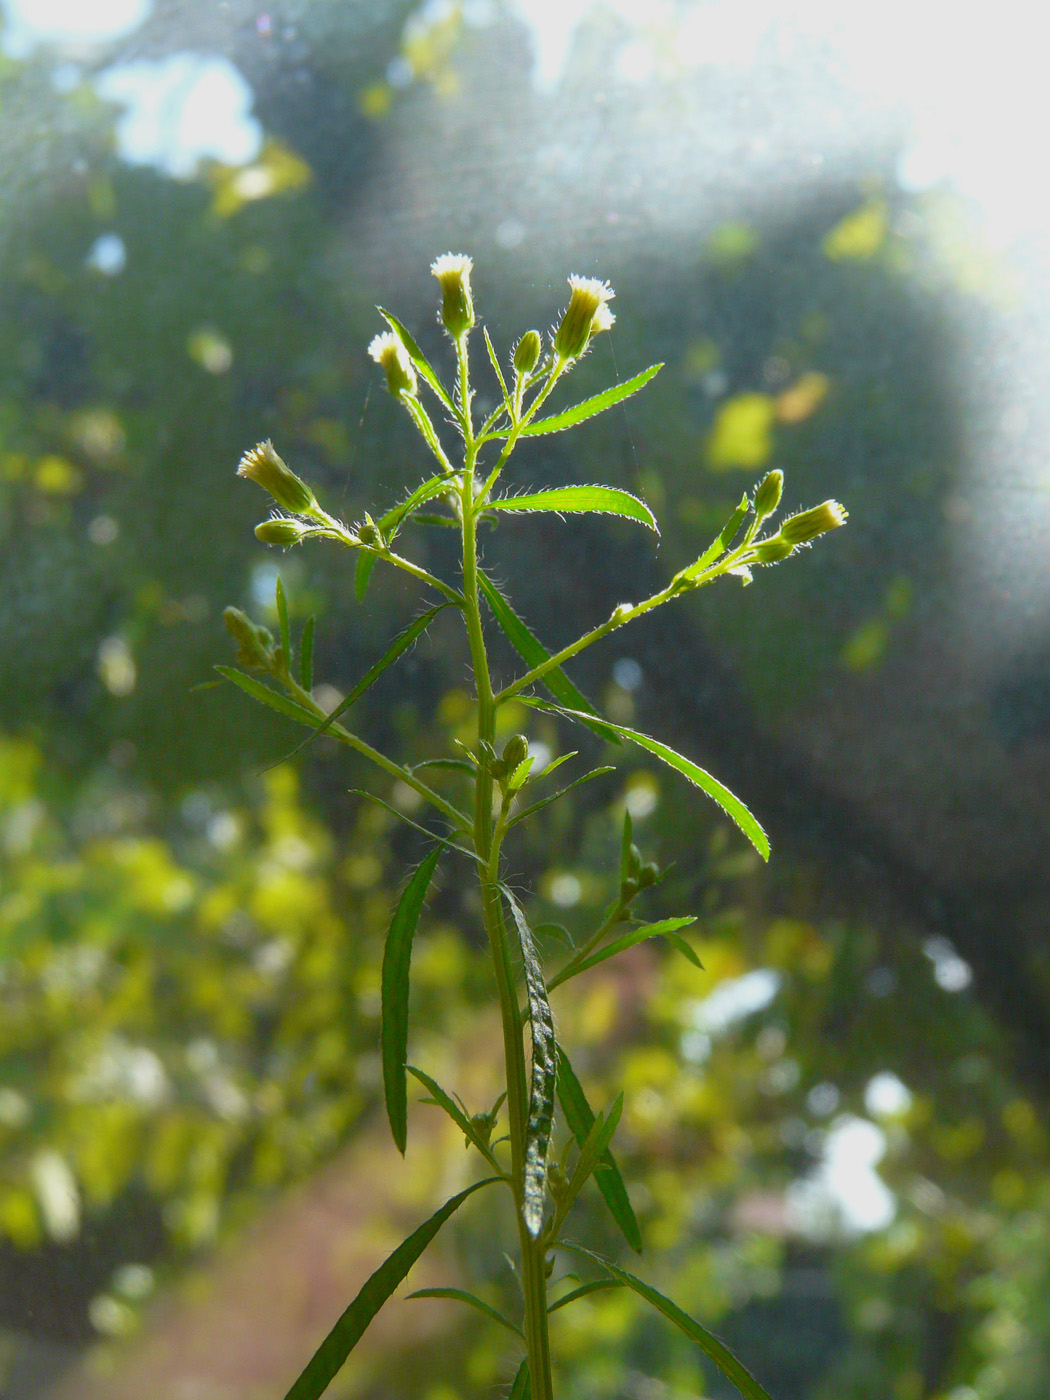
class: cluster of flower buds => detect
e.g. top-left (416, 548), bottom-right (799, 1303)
top-left (620, 840), bottom-right (661, 905)
top-left (222, 606), bottom-right (278, 672)
top-left (236, 440), bottom-right (328, 549)
top-left (489, 733), bottom-right (532, 797)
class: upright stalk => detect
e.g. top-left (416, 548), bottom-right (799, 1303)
top-left (458, 350), bottom-right (554, 1400)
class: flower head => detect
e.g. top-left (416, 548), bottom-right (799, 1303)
top-left (779, 499), bottom-right (849, 544)
top-left (368, 331), bottom-right (418, 397)
top-left (553, 275), bottom-right (615, 362)
top-left (430, 253), bottom-right (475, 338)
top-left (237, 440), bottom-right (316, 515)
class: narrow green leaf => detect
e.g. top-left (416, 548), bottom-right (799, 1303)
top-left (379, 472), bottom-right (456, 537)
top-left (664, 931), bottom-right (704, 970)
top-left (523, 702), bottom-right (769, 861)
top-left (677, 493), bottom-right (750, 583)
top-left (300, 616), bottom-right (315, 691)
top-left (477, 572), bottom-right (615, 743)
top-left (520, 364), bottom-right (663, 435)
top-left (216, 666), bottom-right (321, 730)
top-left (490, 486), bottom-right (658, 533)
top-left (355, 550), bottom-right (377, 602)
top-left (559, 1093), bottom-right (624, 1218)
top-left (406, 1065), bottom-right (503, 1172)
top-left (407, 1288), bottom-right (523, 1339)
top-left (382, 849), bottom-right (442, 1154)
top-left (284, 1178), bottom-right (497, 1400)
top-left (503, 892), bottom-right (557, 1238)
top-left (349, 791), bottom-right (481, 868)
top-left (535, 751), bottom-right (577, 780)
top-left (548, 917), bottom-right (699, 991)
top-left (507, 766), bottom-right (616, 830)
top-left (508, 1358), bottom-right (530, 1400)
top-left (558, 1246), bottom-right (775, 1400)
top-left (556, 1047), bottom-right (642, 1253)
top-left (275, 576), bottom-right (290, 667)
top-left (483, 325), bottom-right (513, 417)
top-left (271, 604), bottom-right (449, 769)
top-left (410, 757), bottom-right (476, 776)
top-left (548, 1278), bottom-right (624, 1313)
top-left (377, 308), bottom-right (457, 414)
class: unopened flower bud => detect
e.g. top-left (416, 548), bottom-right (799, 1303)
top-left (237, 440), bottom-right (316, 515)
top-left (638, 861), bottom-right (660, 889)
top-left (356, 515), bottom-right (383, 548)
top-left (513, 330), bottom-right (542, 376)
top-left (750, 537), bottom-right (794, 564)
top-left (753, 469), bottom-right (784, 521)
top-left (368, 331), bottom-right (417, 398)
top-left (430, 253), bottom-right (475, 338)
top-left (780, 500), bottom-right (849, 544)
top-left (223, 606), bottom-right (274, 669)
top-left (255, 517), bottom-right (309, 546)
top-left (502, 735), bottom-right (529, 771)
top-left (553, 275), bottom-right (615, 362)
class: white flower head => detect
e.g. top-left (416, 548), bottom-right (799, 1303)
top-left (430, 252), bottom-right (475, 337)
top-left (368, 330), bottom-right (417, 397)
top-left (553, 275), bottom-right (616, 361)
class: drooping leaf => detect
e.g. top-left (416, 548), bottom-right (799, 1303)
top-left (355, 550), bottom-right (377, 602)
top-left (503, 892), bottom-right (557, 1238)
top-left (507, 767), bottom-right (616, 829)
top-left (272, 604), bottom-right (449, 768)
top-left (284, 1178), bottom-right (497, 1400)
top-left (382, 849), bottom-right (442, 1153)
top-left (520, 364), bottom-right (663, 435)
top-left (477, 572), bottom-right (615, 742)
top-left (377, 307), bottom-right (457, 414)
top-left (299, 616), bottom-right (315, 690)
top-left (522, 701), bottom-right (769, 860)
top-left (275, 575), bottom-right (290, 666)
top-left (555, 1047), bottom-right (642, 1253)
top-left (406, 1065), bottom-right (504, 1172)
top-left (558, 1245), bottom-right (775, 1400)
top-left (216, 666), bottom-right (321, 730)
top-left (508, 1357), bottom-right (530, 1400)
top-left (548, 917), bottom-right (699, 990)
top-left (489, 486), bottom-right (658, 533)
top-left (407, 1288), bottom-right (523, 1339)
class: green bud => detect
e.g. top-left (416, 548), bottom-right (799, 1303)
top-left (223, 606), bottom-right (274, 670)
top-left (753, 469), bottom-right (784, 521)
top-left (502, 735), bottom-right (529, 771)
top-left (254, 518), bottom-right (309, 546)
top-left (513, 330), bottom-right (542, 376)
top-left (237, 440), bottom-right (316, 515)
top-left (356, 515), bottom-right (383, 548)
top-left (780, 499), bottom-right (849, 544)
top-left (430, 253), bottom-right (475, 338)
top-left (552, 275), bottom-right (615, 362)
top-left (638, 861), bottom-right (660, 889)
top-left (750, 536), bottom-right (794, 564)
top-left (368, 331), bottom-right (418, 397)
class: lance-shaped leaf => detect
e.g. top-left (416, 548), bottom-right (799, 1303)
top-left (548, 1278), bottom-right (623, 1313)
top-left (507, 766), bottom-right (616, 830)
top-left (508, 1358), bottom-right (530, 1400)
top-left (556, 1046), bottom-right (642, 1253)
top-left (483, 325), bottom-right (513, 419)
top-left (275, 575), bottom-right (291, 667)
top-left (675, 493), bottom-right (750, 585)
top-left (355, 550), bottom-right (377, 602)
top-left (519, 363), bottom-right (663, 435)
top-left (477, 572), bottom-right (617, 743)
top-left (522, 701), bottom-right (769, 861)
top-left (407, 1065), bottom-right (504, 1173)
top-left (273, 603), bottom-right (450, 768)
top-left (377, 307), bottom-right (457, 415)
top-left (382, 848), bottom-right (442, 1153)
top-left (407, 1288), bottom-right (523, 1339)
top-left (299, 616), bottom-right (315, 690)
top-left (379, 472), bottom-right (457, 537)
top-left (558, 1245), bottom-right (775, 1400)
top-left (555, 1092), bottom-right (624, 1222)
top-left (284, 1177), bottom-right (497, 1400)
top-left (216, 667), bottom-right (321, 730)
top-left (548, 917), bottom-right (699, 991)
top-left (489, 486), bottom-right (658, 533)
top-left (503, 892), bottom-right (557, 1238)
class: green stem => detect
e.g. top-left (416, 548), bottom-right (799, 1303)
top-left (458, 350), bottom-right (554, 1400)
